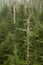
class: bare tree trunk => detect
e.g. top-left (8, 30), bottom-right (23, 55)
top-left (24, 0), bottom-right (30, 65)
top-left (39, 0), bottom-right (42, 14)
top-left (14, 1), bottom-right (16, 23)
top-left (24, 1), bottom-right (33, 65)
top-left (26, 14), bottom-right (32, 65)
top-left (38, 0), bottom-right (42, 14)
top-left (26, 19), bottom-right (30, 65)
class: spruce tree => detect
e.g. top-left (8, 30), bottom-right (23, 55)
top-left (0, 5), bottom-right (15, 65)
top-left (14, 4), bottom-right (27, 65)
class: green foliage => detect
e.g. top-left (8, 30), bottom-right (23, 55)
top-left (0, 3), bottom-right (43, 65)
top-left (15, 4), bottom-right (27, 65)
top-left (0, 5), bottom-right (14, 65)
top-left (29, 12), bottom-right (43, 65)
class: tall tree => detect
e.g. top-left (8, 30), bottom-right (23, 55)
top-left (14, 4), bottom-right (27, 65)
top-left (0, 5), bottom-right (15, 65)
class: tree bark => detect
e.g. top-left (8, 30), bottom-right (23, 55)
top-left (24, 0), bottom-right (30, 65)
top-left (14, 1), bottom-right (16, 23)
top-left (26, 19), bottom-right (30, 65)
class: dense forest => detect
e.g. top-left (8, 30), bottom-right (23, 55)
top-left (0, 0), bottom-right (43, 65)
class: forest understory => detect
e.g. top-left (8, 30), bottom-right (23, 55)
top-left (0, 0), bottom-right (43, 65)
